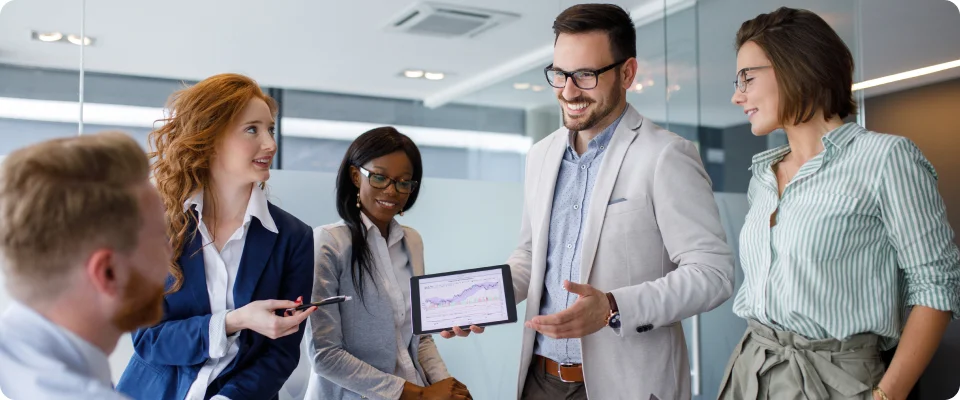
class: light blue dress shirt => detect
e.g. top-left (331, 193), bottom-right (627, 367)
top-left (535, 111), bottom-right (624, 364)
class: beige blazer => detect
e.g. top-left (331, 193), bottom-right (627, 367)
top-left (507, 104), bottom-right (735, 400)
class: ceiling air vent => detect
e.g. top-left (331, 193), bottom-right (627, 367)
top-left (387, 2), bottom-right (519, 38)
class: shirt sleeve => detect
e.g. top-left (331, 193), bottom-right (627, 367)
top-left (878, 137), bottom-right (960, 318)
top-left (208, 310), bottom-right (239, 358)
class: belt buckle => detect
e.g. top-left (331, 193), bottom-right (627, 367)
top-left (557, 362), bottom-right (578, 383)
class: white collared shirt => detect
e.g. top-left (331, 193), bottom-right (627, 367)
top-left (183, 185), bottom-right (277, 400)
top-left (0, 301), bottom-right (128, 400)
top-left (359, 213), bottom-right (424, 386)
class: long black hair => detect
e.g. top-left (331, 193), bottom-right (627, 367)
top-left (335, 127), bottom-right (423, 303)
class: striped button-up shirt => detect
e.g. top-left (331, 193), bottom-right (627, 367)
top-left (536, 111), bottom-right (623, 364)
top-left (734, 122), bottom-right (960, 350)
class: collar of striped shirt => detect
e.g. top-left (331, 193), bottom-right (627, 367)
top-left (748, 122), bottom-right (863, 170)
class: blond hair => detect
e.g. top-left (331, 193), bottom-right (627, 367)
top-left (0, 131), bottom-right (150, 299)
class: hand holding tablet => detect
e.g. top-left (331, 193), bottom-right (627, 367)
top-left (410, 265), bottom-right (517, 336)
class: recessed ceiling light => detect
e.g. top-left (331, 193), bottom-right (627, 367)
top-left (67, 34), bottom-right (93, 46)
top-left (634, 83), bottom-right (644, 91)
top-left (645, 80), bottom-right (654, 87)
top-left (424, 72), bottom-right (445, 80)
top-left (36, 32), bottom-right (63, 42)
top-left (531, 85), bottom-right (544, 92)
top-left (404, 70), bottom-right (425, 79)
top-left (513, 83), bottom-right (531, 90)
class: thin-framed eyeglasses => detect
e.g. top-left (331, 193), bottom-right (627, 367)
top-left (734, 66), bottom-right (772, 92)
top-left (544, 59), bottom-right (628, 90)
top-left (356, 165), bottom-right (418, 194)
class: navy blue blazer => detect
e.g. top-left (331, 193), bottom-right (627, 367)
top-left (117, 202), bottom-right (314, 400)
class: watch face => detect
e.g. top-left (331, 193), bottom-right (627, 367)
top-left (608, 313), bottom-right (621, 328)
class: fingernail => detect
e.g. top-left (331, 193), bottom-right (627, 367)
top-left (296, 296), bottom-right (303, 303)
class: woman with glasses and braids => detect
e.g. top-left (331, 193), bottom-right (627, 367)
top-left (305, 127), bottom-right (473, 400)
top-left (721, 7), bottom-right (959, 400)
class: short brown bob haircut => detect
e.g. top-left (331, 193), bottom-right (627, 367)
top-left (736, 7), bottom-right (857, 125)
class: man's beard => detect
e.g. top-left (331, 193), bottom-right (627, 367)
top-left (111, 267), bottom-right (165, 331)
top-left (561, 82), bottom-right (624, 132)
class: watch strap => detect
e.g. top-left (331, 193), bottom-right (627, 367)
top-left (605, 292), bottom-right (619, 313)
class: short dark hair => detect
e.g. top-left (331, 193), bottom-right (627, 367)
top-left (553, 3), bottom-right (636, 61)
top-left (335, 127), bottom-right (423, 303)
top-left (736, 7), bottom-right (857, 125)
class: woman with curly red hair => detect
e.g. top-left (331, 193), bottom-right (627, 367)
top-left (117, 73), bottom-right (317, 400)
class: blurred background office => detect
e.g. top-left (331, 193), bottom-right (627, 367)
top-left (0, 0), bottom-right (958, 399)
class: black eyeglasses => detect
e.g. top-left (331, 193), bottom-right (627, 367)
top-left (734, 66), bottom-right (771, 92)
top-left (356, 166), bottom-right (418, 194)
top-left (544, 60), bottom-right (627, 90)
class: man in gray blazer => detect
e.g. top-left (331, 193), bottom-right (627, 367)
top-left (443, 4), bottom-right (734, 400)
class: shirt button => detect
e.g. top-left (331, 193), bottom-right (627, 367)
top-left (566, 244), bottom-right (573, 249)
top-left (573, 205), bottom-right (579, 210)
top-left (580, 165), bottom-right (587, 170)
top-left (600, 146), bottom-right (605, 150)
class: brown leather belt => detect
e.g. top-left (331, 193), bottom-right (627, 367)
top-left (535, 355), bottom-right (584, 383)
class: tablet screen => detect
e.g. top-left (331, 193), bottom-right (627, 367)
top-left (411, 265), bottom-right (516, 334)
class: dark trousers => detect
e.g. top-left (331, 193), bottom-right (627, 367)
top-left (520, 360), bottom-right (588, 400)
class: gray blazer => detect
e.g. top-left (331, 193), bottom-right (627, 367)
top-left (508, 105), bottom-right (735, 400)
top-left (305, 222), bottom-right (450, 400)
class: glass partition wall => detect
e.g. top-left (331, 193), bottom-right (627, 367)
top-left (1, 0), bottom-right (865, 399)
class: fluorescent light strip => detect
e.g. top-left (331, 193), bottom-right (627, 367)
top-left (283, 118), bottom-right (532, 154)
top-left (0, 97), bottom-right (164, 127)
top-left (0, 97), bottom-right (532, 154)
top-left (853, 59), bottom-right (960, 91)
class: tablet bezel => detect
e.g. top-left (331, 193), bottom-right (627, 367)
top-left (410, 264), bottom-right (517, 335)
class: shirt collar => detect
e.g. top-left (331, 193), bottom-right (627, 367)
top-left (749, 122), bottom-right (863, 170)
top-left (359, 212), bottom-right (404, 247)
top-left (749, 144), bottom-right (791, 170)
top-left (566, 107), bottom-right (626, 154)
top-left (4, 301), bottom-right (114, 387)
top-left (182, 185), bottom-right (278, 234)
top-left (821, 122), bottom-right (862, 150)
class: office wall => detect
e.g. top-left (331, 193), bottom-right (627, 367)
top-left (865, 77), bottom-right (960, 400)
top-left (691, 193), bottom-right (749, 400)
top-left (719, 123), bottom-right (768, 193)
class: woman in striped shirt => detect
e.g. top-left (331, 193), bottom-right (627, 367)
top-left (719, 7), bottom-right (960, 400)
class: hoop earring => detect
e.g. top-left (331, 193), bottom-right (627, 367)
top-left (356, 193), bottom-right (361, 209)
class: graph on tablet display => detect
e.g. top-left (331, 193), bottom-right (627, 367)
top-left (418, 268), bottom-right (510, 331)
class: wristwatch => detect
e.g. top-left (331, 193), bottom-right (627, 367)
top-left (605, 292), bottom-right (621, 329)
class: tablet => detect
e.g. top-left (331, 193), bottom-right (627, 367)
top-left (410, 264), bottom-right (517, 335)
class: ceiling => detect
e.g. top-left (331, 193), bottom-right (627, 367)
top-left (458, 0), bottom-right (960, 127)
top-left (0, 0), bottom-right (643, 99)
top-left (1, 0), bottom-right (959, 128)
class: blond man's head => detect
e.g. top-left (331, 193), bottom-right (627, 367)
top-left (0, 131), bottom-right (170, 331)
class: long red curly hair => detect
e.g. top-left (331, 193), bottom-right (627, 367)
top-left (151, 73), bottom-right (278, 293)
